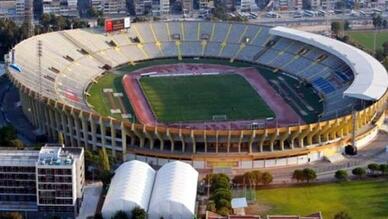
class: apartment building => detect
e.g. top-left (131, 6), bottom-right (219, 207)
top-left (182, 0), bottom-right (193, 13)
top-left (91, 0), bottom-right (127, 16)
top-left (0, 0), bottom-right (25, 18)
top-left (42, 0), bottom-right (79, 16)
top-left (0, 144), bottom-right (84, 219)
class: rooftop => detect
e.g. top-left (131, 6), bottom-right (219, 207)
top-left (0, 144), bottom-right (83, 167)
top-left (37, 144), bottom-right (82, 166)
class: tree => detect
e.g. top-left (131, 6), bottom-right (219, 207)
top-left (215, 198), bottom-right (231, 210)
top-left (303, 168), bottom-right (317, 183)
top-left (212, 188), bottom-right (232, 202)
top-left (251, 170), bottom-right (262, 186)
top-left (0, 125), bottom-right (17, 145)
top-left (292, 169), bottom-right (304, 182)
top-left (132, 207), bottom-right (146, 219)
top-left (9, 139), bottom-right (24, 149)
top-left (335, 170), bottom-right (348, 181)
top-left (261, 172), bottom-right (273, 185)
top-left (98, 147), bottom-right (110, 171)
top-left (243, 171), bottom-right (256, 188)
top-left (210, 174), bottom-right (230, 192)
top-left (375, 48), bottom-right (385, 61)
top-left (112, 210), bottom-right (129, 219)
top-left (216, 206), bottom-right (230, 216)
top-left (0, 212), bottom-right (23, 219)
top-left (334, 211), bottom-right (352, 219)
top-left (208, 173), bottom-right (232, 214)
top-left (207, 201), bottom-right (216, 212)
top-left (232, 174), bottom-right (244, 187)
top-left (367, 163), bottom-right (380, 175)
top-left (383, 41), bottom-right (388, 56)
top-left (383, 57), bottom-right (388, 71)
top-left (372, 14), bottom-right (383, 28)
top-left (379, 164), bottom-right (388, 175)
top-left (352, 167), bottom-right (366, 179)
top-left (331, 21), bottom-right (341, 36)
top-left (94, 213), bottom-right (104, 219)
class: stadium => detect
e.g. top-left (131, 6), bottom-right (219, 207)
top-left (6, 21), bottom-right (388, 169)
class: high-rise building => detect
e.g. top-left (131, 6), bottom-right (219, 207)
top-left (159, 0), bottom-right (170, 14)
top-left (239, 0), bottom-right (257, 11)
top-left (132, 0), bottom-right (152, 15)
top-left (91, 0), bottom-right (127, 16)
top-left (182, 0), bottom-right (193, 13)
top-left (199, 0), bottom-right (213, 11)
top-left (0, 144), bottom-right (84, 219)
top-left (0, 0), bottom-right (26, 18)
top-left (42, 0), bottom-right (79, 16)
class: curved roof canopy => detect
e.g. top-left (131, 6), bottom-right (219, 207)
top-left (270, 26), bottom-right (388, 101)
top-left (101, 160), bottom-right (155, 219)
top-left (148, 161), bottom-right (198, 219)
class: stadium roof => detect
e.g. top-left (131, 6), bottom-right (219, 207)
top-left (148, 161), bottom-right (198, 219)
top-left (270, 26), bottom-right (388, 101)
top-left (101, 160), bottom-right (155, 219)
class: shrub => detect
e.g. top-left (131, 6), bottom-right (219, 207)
top-left (334, 211), bottom-right (352, 219)
top-left (292, 169), bottom-right (304, 182)
top-left (352, 167), bottom-right (366, 179)
top-left (303, 168), bottom-right (317, 183)
top-left (261, 172), bottom-right (273, 185)
top-left (335, 170), bottom-right (348, 181)
top-left (367, 163), bottom-right (380, 175)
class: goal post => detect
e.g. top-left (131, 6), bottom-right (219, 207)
top-left (212, 114), bottom-right (227, 121)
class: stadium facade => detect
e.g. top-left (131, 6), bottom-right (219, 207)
top-left (6, 21), bottom-right (387, 169)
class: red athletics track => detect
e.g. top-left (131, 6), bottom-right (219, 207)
top-left (122, 64), bottom-right (302, 130)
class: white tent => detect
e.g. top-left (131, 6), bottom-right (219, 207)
top-left (148, 161), bottom-right (199, 219)
top-left (101, 160), bottom-right (156, 219)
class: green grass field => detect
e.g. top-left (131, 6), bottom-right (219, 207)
top-left (87, 73), bottom-right (134, 120)
top-left (87, 58), bottom-right (323, 123)
top-left (347, 30), bottom-right (388, 51)
top-left (255, 180), bottom-right (388, 219)
top-left (139, 74), bottom-right (274, 123)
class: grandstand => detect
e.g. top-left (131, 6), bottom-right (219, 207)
top-left (6, 21), bottom-right (388, 169)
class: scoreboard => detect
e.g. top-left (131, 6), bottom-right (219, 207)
top-left (105, 17), bottom-right (131, 32)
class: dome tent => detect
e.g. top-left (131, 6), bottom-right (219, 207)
top-left (101, 160), bottom-right (155, 219)
top-left (148, 161), bottom-right (198, 219)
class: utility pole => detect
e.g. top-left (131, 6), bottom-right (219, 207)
top-left (38, 40), bottom-right (42, 99)
top-left (351, 109), bottom-right (356, 148)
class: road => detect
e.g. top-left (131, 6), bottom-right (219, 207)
top-left (0, 76), bottom-right (37, 145)
top-left (259, 130), bottom-right (388, 184)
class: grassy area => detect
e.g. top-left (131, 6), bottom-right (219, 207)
top-left (87, 58), bottom-right (323, 123)
top-left (86, 73), bottom-right (134, 120)
top-left (255, 180), bottom-right (388, 219)
top-left (347, 30), bottom-right (388, 51)
top-left (139, 74), bottom-right (274, 123)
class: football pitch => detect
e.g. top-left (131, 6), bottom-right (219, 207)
top-left (255, 180), bottom-right (388, 219)
top-left (347, 30), bottom-right (388, 51)
top-left (139, 74), bottom-right (274, 123)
